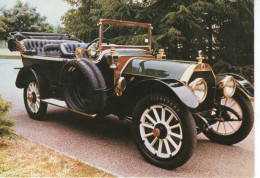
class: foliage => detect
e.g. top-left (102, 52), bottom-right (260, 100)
top-left (0, 15), bottom-right (7, 39)
top-left (0, 0), bottom-right (54, 40)
top-left (0, 94), bottom-right (15, 139)
top-left (57, 0), bottom-right (254, 82)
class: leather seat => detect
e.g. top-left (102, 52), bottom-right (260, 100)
top-left (60, 43), bottom-right (89, 58)
top-left (21, 39), bottom-right (79, 56)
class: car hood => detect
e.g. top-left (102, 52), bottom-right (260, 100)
top-left (122, 58), bottom-right (196, 80)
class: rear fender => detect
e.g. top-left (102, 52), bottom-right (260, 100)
top-left (128, 79), bottom-right (199, 109)
top-left (16, 66), bottom-right (41, 88)
top-left (217, 73), bottom-right (254, 97)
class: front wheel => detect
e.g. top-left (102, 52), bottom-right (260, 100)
top-left (132, 94), bottom-right (197, 169)
top-left (204, 91), bottom-right (254, 145)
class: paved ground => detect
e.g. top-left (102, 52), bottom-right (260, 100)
top-left (0, 58), bottom-right (254, 177)
top-left (0, 48), bottom-right (21, 59)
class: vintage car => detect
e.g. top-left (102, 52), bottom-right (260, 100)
top-left (8, 19), bottom-right (254, 169)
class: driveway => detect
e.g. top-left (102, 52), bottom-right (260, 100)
top-left (0, 58), bottom-right (254, 177)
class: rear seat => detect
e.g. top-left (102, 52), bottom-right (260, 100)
top-left (21, 39), bottom-right (79, 56)
top-left (60, 42), bottom-right (89, 58)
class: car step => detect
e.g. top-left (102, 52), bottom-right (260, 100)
top-left (41, 98), bottom-right (96, 118)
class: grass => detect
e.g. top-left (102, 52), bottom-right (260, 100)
top-left (0, 135), bottom-right (115, 177)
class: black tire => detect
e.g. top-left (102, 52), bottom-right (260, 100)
top-left (23, 75), bottom-right (48, 120)
top-left (62, 60), bottom-right (106, 114)
top-left (132, 94), bottom-right (197, 169)
top-left (203, 91), bottom-right (254, 145)
top-left (82, 59), bottom-right (107, 111)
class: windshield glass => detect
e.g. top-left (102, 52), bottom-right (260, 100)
top-left (103, 25), bottom-right (149, 46)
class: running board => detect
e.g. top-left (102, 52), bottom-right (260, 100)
top-left (41, 98), bottom-right (96, 118)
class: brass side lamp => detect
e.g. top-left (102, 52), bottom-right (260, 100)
top-left (75, 47), bottom-right (84, 61)
top-left (157, 49), bottom-right (166, 60)
top-left (110, 47), bottom-right (118, 69)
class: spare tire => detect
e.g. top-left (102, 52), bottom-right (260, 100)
top-left (61, 60), bottom-right (106, 114)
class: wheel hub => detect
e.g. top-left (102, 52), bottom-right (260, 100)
top-left (28, 94), bottom-right (34, 102)
top-left (28, 92), bottom-right (37, 103)
top-left (154, 123), bottom-right (167, 139)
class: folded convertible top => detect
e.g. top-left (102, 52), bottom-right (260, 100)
top-left (8, 32), bottom-right (79, 41)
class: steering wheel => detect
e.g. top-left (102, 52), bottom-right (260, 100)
top-left (86, 38), bottom-right (99, 49)
top-left (152, 48), bottom-right (159, 56)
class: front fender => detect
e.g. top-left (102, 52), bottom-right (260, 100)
top-left (217, 73), bottom-right (254, 97)
top-left (128, 78), bottom-right (199, 109)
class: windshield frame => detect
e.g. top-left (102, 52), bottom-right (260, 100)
top-left (97, 19), bottom-right (153, 53)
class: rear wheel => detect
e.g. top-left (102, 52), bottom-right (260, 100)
top-left (24, 78), bottom-right (47, 120)
top-left (132, 94), bottom-right (197, 169)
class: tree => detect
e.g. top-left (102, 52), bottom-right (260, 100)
top-left (0, 0), bottom-right (54, 40)
top-left (0, 94), bottom-right (14, 139)
top-left (0, 14), bottom-right (7, 40)
top-left (62, 0), bottom-right (254, 82)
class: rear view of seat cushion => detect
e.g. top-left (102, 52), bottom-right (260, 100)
top-left (60, 43), bottom-right (89, 58)
top-left (20, 39), bottom-right (79, 56)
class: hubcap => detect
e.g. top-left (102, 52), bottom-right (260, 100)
top-left (153, 128), bottom-right (160, 137)
top-left (154, 123), bottom-right (168, 139)
top-left (27, 82), bottom-right (40, 113)
top-left (28, 94), bottom-right (34, 102)
top-left (140, 105), bottom-right (183, 158)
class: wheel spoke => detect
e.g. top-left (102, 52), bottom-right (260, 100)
top-left (223, 122), bottom-right (227, 134)
top-left (152, 108), bottom-right (161, 122)
top-left (161, 107), bottom-right (165, 122)
top-left (35, 103), bottom-right (39, 111)
top-left (141, 123), bottom-right (154, 129)
top-left (166, 114), bottom-right (174, 125)
top-left (217, 122), bottom-right (221, 131)
top-left (224, 98), bottom-right (228, 106)
top-left (158, 139), bottom-right (163, 154)
top-left (169, 131), bottom-right (182, 139)
top-left (227, 121), bottom-right (235, 131)
top-left (145, 114), bottom-right (156, 125)
top-left (169, 123), bottom-right (180, 130)
top-left (144, 132), bottom-right (154, 138)
top-left (163, 139), bottom-right (171, 155)
top-left (151, 137), bottom-right (158, 147)
top-left (167, 136), bottom-right (179, 150)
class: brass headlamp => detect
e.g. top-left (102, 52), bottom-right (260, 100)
top-left (218, 76), bottom-right (236, 98)
top-left (189, 78), bottom-right (208, 103)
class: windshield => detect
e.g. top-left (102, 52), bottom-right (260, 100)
top-left (103, 25), bottom-right (149, 46)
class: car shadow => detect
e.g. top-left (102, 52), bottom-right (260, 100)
top-left (21, 106), bottom-right (254, 176)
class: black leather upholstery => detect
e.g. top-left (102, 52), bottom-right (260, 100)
top-left (60, 43), bottom-right (89, 58)
top-left (21, 39), bottom-right (79, 56)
